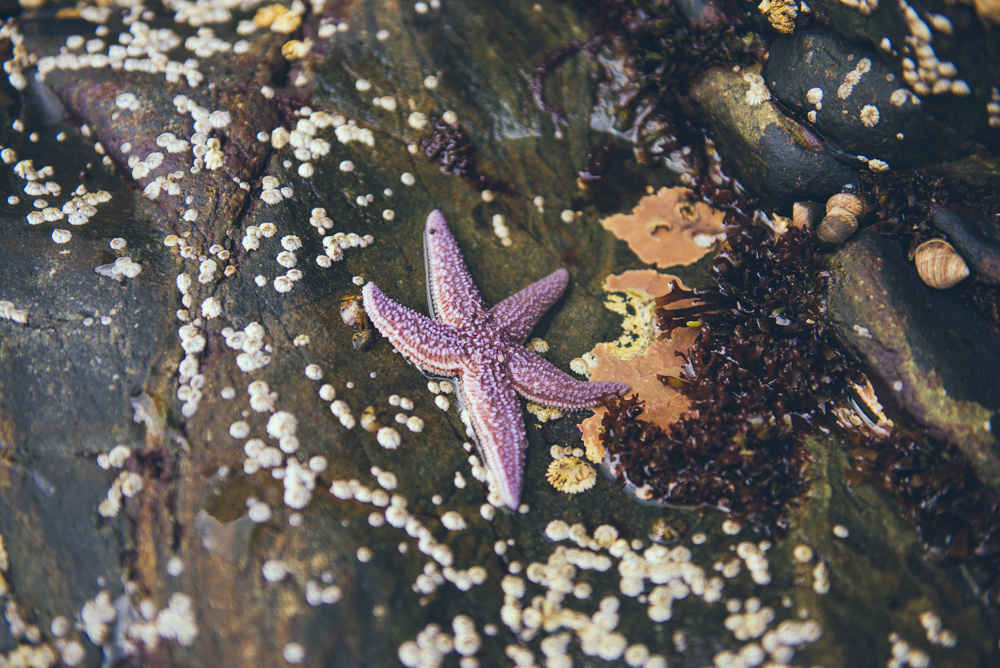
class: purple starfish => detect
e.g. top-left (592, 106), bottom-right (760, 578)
top-left (362, 210), bottom-right (628, 508)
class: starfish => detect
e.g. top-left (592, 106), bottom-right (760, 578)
top-left (362, 210), bottom-right (628, 508)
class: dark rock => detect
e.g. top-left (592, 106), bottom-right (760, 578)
top-left (811, 0), bottom-right (1000, 159)
top-left (931, 208), bottom-right (1000, 284)
top-left (674, 0), bottom-right (728, 31)
top-left (0, 2), bottom-right (999, 666)
top-left (824, 228), bottom-right (1000, 491)
top-left (691, 65), bottom-right (860, 211)
top-left (764, 30), bottom-right (968, 170)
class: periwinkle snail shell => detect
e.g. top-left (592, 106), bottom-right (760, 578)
top-left (816, 207), bottom-right (859, 246)
top-left (792, 201), bottom-right (823, 230)
top-left (825, 192), bottom-right (871, 218)
top-left (914, 239), bottom-right (970, 289)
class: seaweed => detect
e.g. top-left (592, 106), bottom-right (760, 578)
top-left (583, 0), bottom-right (1000, 598)
top-left (419, 118), bottom-right (476, 177)
top-left (571, 0), bottom-right (764, 165)
top-left (602, 221), bottom-right (861, 526)
top-left (846, 427), bottom-right (1000, 603)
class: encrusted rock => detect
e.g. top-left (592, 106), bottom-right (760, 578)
top-left (690, 65), bottom-right (859, 211)
top-left (764, 30), bottom-right (968, 171)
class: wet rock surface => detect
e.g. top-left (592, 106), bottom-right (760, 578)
top-left (931, 208), bottom-right (1000, 285)
top-left (823, 228), bottom-right (1000, 490)
top-left (690, 65), bottom-right (859, 211)
top-left (764, 29), bottom-right (967, 170)
top-left (812, 0), bottom-right (1000, 156)
top-left (0, 1), bottom-right (998, 667)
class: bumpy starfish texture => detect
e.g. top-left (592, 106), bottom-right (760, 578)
top-left (362, 210), bottom-right (628, 508)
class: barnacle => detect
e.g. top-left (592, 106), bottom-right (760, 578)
top-left (546, 457), bottom-right (597, 494)
top-left (758, 0), bottom-right (797, 34)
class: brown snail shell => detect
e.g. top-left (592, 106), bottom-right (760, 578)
top-left (816, 208), bottom-right (859, 246)
top-left (792, 201), bottom-right (823, 230)
top-left (826, 192), bottom-right (871, 218)
top-left (914, 239), bottom-right (970, 289)
top-left (649, 516), bottom-right (689, 544)
top-left (352, 329), bottom-right (374, 351)
top-left (360, 404), bottom-right (388, 432)
top-left (340, 294), bottom-right (367, 329)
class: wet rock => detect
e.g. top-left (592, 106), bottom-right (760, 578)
top-left (784, 431), bottom-right (1000, 665)
top-left (674, 0), bottom-right (728, 30)
top-left (764, 30), bottom-right (967, 170)
top-left (0, 2), bottom-right (651, 666)
top-left (690, 65), bottom-right (859, 211)
top-left (811, 0), bottom-right (1000, 158)
top-left (931, 208), bottom-right (1000, 284)
top-left (824, 228), bottom-right (1000, 491)
top-left (0, 1), bottom-right (999, 666)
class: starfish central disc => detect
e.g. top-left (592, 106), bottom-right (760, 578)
top-left (362, 210), bottom-right (628, 508)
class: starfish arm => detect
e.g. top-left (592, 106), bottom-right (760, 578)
top-left (507, 345), bottom-right (629, 409)
top-left (362, 282), bottom-right (467, 376)
top-left (460, 359), bottom-right (526, 509)
top-left (424, 210), bottom-right (487, 327)
top-left (489, 268), bottom-right (569, 344)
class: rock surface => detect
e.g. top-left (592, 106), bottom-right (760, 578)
top-left (0, 2), bottom-right (997, 667)
top-left (931, 208), bottom-right (1000, 284)
top-left (823, 228), bottom-right (1000, 490)
top-left (812, 0), bottom-right (1000, 157)
top-left (764, 29), bottom-right (967, 170)
top-left (690, 65), bottom-right (859, 212)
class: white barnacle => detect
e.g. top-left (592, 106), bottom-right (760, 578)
top-left (204, 149), bottom-right (224, 170)
top-left (42, 207), bottom-right (64, 222)
top-left (440, 511), bottom-right (467, 531)
top-left (209, 110), bottom-right (231, 128)
top-left (201, 297), bottom-right (222, 319)
top-left (309, 138), bottom-right (330, 157)
top-left (377, 426), bottom-right (401, 449)
top-left (266, 411), bottom-right (298, 439)
top-left (408, 112), bottom-right (428, 130)
top-left (890, 89), bottom-right (910, 107)
top-left (859, 104), bottom-right (880, 127)
top-left (261, 189), bottom-right (283, 205)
